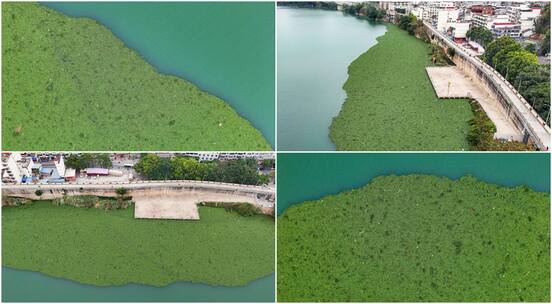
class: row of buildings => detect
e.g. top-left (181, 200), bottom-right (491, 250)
top-left (2, 153), bottom-right (67, 185)
top-left (2, 152), bottom-right (276, 184)
top-left (1, 153), bottom-right (122, 184)
top-left (181, 152), bottom-right (275, 162)
top-left (380, 1), bottom-right (545, 43)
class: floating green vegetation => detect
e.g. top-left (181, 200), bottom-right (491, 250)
top-left (329, 25), bottom-right (473, 150)
top-left (278, 174), bottom-right (550, 302)
top-left (2, 3), bottom-right (271, 151)
top-left (3, 202), bottom-right (274, 287)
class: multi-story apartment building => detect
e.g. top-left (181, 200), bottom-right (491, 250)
top-left (183, 152), bottom-right (220, 162)
top-left (183, 152), bottom-right (275, 162)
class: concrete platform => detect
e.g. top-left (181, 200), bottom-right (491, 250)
top-left (426, 66), bottom-right (522, 141)
top-left (134, 195), bottom-right (199, 220)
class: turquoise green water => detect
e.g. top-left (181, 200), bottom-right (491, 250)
top-left (42, 2), bottom-right (275, 147)
top-left (2, 268), bottom-right (274, 302)
top-left (277, 153), bottom-right (550, 215)
top-left (277, 7), bottom-right (387, 150)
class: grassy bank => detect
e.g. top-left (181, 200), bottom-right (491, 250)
top-left (278, 174), bottom-right (550, 302)
top-left (329, 25), bottom-right (473, 150)
top-left (2, 3), bottom-right (271, 150)
top-left (2, 202), bottom-right (274, 287)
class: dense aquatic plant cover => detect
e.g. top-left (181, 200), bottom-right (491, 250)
top-left (3, 202), bottom-right (274, 287)
top-left (278, 174), bottom-right (550, 302)
top-left (2, 3), bottom-right (270, 150)
top-left (329, 25), bottom-right (473, 150)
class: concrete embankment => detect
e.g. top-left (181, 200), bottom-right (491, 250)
top-left (3, 180), bottom-right (275, 220)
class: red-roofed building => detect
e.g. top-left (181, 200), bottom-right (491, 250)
top-left (85, 168), bottom-right (109, 176)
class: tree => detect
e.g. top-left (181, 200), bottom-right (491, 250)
top-left (398, 14), bottom-right (413, 30)
top-left (134, 154), bottom-right (163, 179)
top-left (466, 26), bottom-right (493, 47)
top-left (524, 82), bottom-right (550, 124)
top-left (492, 44), bottom-right (522, 75)
top-left (514, 64), bottom-right (550, 124)
top-left (524, 43), bottom-right (537, 54)
top-left (484, 36), bottom-right (519, 66)
top-left (217, 159), bottom-right (261, 185)
top-left (535, 3), bottom-right (550, 35)
top-left (170, 157), bottom-right (208, 180)
top-left (541, 30), bottom-right (550, 55)
top-left (343, 3), bottom-right (363, 16)
top-left (65, 153), bottom-right (111, 170)
top-left (65, 154), bottom-right (87, 170)
top-left (515, 64), bottom-right (550, 93)
top-left (94, 154), bottom-right (112, 168)
top-left (502, 50), bottom-right (538, 82)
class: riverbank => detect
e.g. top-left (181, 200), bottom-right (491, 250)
top-left (329, 25), bottom-right (473, 150)
top-left (278, 174), bottom-right (550, 301)
top-left (2, 201), bottom-right (274, 287)
top-left (2, 2), bottom-right (271, 151)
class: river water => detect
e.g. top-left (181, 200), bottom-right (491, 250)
top-left (2, 268), bottom-right (274, 302)
top-left (277, 7), bottom-right (387, 150)
top-left (277, 153), bottom-right (550, 215)
top-left (41, 2), bottom-right (275, 147)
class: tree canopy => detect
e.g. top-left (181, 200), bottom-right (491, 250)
top-left (343, 2), bottom-right (386, 20)
top-left (65, 154), bottom-right (112, 170)
top-left (483, 36), bottom-right (549, 124)
top-left (133, 154), bottom-right (269, 186)
top-left (466, 26), bottom-right (493, 47)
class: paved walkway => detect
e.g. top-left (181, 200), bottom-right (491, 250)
top-left (3, 180), bottom-right (273, 195)
top-left (424, 22), bottom-right (550, 149)
top-left (4, 180), bottom-right (275, 221)
top-left (426, 67), bottom-right (522, 141)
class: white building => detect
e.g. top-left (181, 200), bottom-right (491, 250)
top-left (219, 153), bottom-right (275, 160)
top-left (472, 13), bottom-right (522, 38)
top-left (490, 21), bottom-right (521, 38)
top-left (437, 9), bottom-right (460, 32)
top-left (184, 152), bottom-right (220, 162)
top-left (472, 13), bottom-right (494, 28)
top-left (449, 22), bottom-right (471, 39)
top-left (2, 153), bottom-right (22, 184)
top-left (55, 155), bottom-right (65, 178)
top-left (1, 153), bottom-right (35, 184)
top-left (182, 152), bottom-right (275, 162)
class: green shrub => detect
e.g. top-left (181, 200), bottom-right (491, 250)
top-left (231, 203), bottom-right (261, 217)
top-left (447, 47), bottom-right (456, 58)
top-left (201, 202), bottom-right (262, 217)
top-left (2, 196), bottom-right (32, 207)
top-left (51, 195), bottom-right (132, 210)
top-left (115, 187), bottom-right (128, 196)
top-left (467, 100), bottom-right (534, 151)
